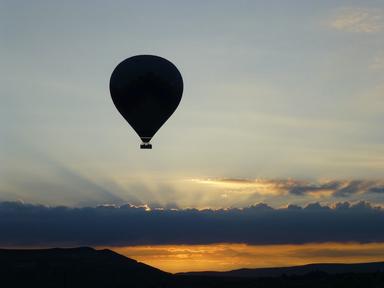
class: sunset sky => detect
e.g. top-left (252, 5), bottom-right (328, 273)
top-left (1, 0), bottom-right (384, 272)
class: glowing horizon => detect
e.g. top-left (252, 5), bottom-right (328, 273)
top-left (107, 242), bottom-right (384, 273)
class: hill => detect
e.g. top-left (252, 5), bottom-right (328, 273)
top-left (178, 261), bottom-right (384, 278)
top-left (0, 247), bottom-right (170, 288)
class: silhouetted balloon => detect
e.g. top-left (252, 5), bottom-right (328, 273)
top-left (110, 55), bottom-right (183, 149)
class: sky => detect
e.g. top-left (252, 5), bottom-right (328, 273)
top-left (1, 0), bottom-right (384, 272)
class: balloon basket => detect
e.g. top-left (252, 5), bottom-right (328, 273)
top-left (140, 143), bottom-right (152, 149)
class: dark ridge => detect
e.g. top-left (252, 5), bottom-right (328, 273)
top-left (178, 261), bottom-right (384, 278)
top-left (0, 247), bottom-right (170, 288)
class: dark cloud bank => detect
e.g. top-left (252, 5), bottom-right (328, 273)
top-left (0, 201), bottom-right (383, 247)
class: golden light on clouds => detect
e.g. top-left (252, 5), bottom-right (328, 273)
top-left (92, 177), bottom-right (384, 210)
top-left (187, 178), bottom-right (287, 196)
top-left (107, 242), bottom-right (384, 273)
top-left (307, 190), bottom-right (334, 198)
top-left (187, 178), bottom-right (381, 198)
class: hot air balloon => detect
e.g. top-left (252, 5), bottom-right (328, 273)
top-left (110, 55), bottom-right (183, 149)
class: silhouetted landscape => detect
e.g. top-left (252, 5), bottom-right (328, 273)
top-left (1, 247), bottom-right (384, 288)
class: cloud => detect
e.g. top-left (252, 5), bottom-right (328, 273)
top-left (369, 186), bottom-right (384, 194)
top-left (188, 178), bottom-right (287, 196)
top-left (0, 200), bottom-right (384, 247)
top-left (288, 181), bottom-right (341, 196)
top-left (192, 178), bottom-right (384, 198)
top-left (329, 8), bottom-right (384, 33)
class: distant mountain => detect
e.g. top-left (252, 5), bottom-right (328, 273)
top-left (0, 247), bottom-right (384, 288)
top-left (178, 261), bottom-right (384, 278)
top-left (0, 247), bottom-right (170, 288)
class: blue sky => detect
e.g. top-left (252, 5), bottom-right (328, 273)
top-left (1, 1), bottom-right (384, 208)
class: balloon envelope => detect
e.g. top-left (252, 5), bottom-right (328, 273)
top-left (110, 55), bottom-right (183, 148)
